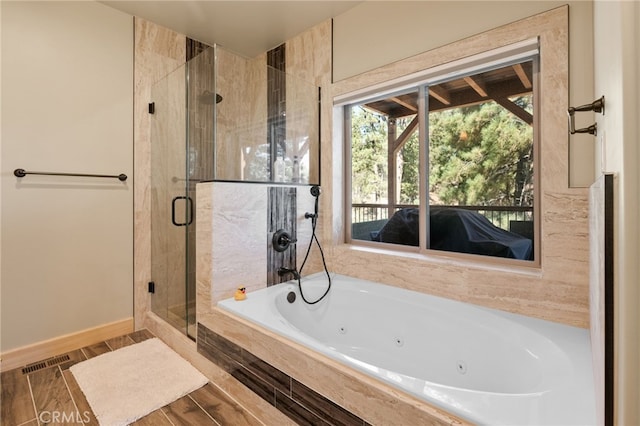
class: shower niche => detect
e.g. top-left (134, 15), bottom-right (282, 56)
top-left (150, 43), bottom-right (320, 338)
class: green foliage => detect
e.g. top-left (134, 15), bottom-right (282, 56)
top-left (351, 96), bottom-right (534, 208)
top-left (351, 106), bottom-right (388, 203)
top-left (396, 117), bottom-right (420, 204)
top-left (429, 97), bottom-right (533, 206)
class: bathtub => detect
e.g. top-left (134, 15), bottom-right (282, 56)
top-left (218, 272), bottom-right (596, 425)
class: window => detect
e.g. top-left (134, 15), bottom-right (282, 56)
top-left (346, 52), bottom-right (538, 263)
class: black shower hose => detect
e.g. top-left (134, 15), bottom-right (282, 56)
top-left (296, 197), bottom-right (331, 305)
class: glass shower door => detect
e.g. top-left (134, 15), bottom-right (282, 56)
top-left (150, 62), bottom-right (191, 336)
top-left (150, 46), bottom-right (215, 339)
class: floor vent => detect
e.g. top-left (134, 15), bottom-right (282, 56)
top-left (47, 354), bottom-right (70, 367)
top-left (22, 362), bottom-right (47, 374)
top-left (22, 354), bottom-right (71, 375)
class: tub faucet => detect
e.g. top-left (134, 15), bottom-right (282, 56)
top-left (278, 267), bottom-right (300, 280)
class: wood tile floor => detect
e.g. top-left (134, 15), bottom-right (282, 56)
top-left (1, 330), bottom-right (262, 426)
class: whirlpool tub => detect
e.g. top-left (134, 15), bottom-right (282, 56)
top-left (218, 272), bottom-right (596, 425)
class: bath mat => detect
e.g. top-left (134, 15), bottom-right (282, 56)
top-left (70, 337), bottom-right (208, 425)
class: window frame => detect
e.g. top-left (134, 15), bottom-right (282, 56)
top-left (341, 41), bottom-right (541, 267)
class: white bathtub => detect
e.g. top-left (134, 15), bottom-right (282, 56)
top-left (218, 272), bottom-right (596, 425)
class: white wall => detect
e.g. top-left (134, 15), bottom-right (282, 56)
top-left (594, 2), bottom-right (640, 423)
top-left (333, 1), bottom-right (595, 187)
top-left (0, 2), bottom-right (133, 352)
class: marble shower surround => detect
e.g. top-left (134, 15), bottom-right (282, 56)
top-left (215, 47), bottom-right (268, 181)
top-left (134, 20), bottom-right (295, 425)
top-left (196, 181), bottom-right (320, 315)
top-left (267, 187), bottom-right (297, 286)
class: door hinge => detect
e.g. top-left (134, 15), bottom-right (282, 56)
top-left (148, 281), bottom-right (155, 293)
top-left (148, 102), bottom-right (155, 114)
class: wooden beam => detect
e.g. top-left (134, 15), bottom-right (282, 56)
top-left (392, 115), bottom-right (419, 154)
top-left (463, 76), bottom-right (488, 97)
top-left (494, 97), bottom-right (533, 125)
top-left (428, 81), bottom-right (531, 113)
top-left (512, 63), bottom-right (532, 89)
top-left (387, 118), bottom-right (397, 218)
top-left (362, 104), bottom-right (388, 116)
top-left (429, 86), bottom-right (451, 105)
top-left (390, 97), bottom-right (417, 112)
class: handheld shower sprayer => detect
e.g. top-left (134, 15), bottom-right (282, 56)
top-left (296, 185), bottom-right (331, 305)
top-left (305, 186), bottom-right (321, 219)
top-left (310, 185), bottom-right (321, 197)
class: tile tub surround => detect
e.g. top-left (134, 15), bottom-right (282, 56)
top-left (200, 311), bottom-right (467, 426)
top-left (197, 323), bottom-right (370, 426)
top-left (196, 181), bottom-right (321, 317)
top-left (267, 186), bottom-right (298, 286)
top-left (327, 7), bottom-right (591, 328)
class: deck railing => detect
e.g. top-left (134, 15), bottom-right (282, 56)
top-left (351, 203), bottom-right (533, 230)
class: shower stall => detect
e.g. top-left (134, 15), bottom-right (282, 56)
top-left (149, 44), bottom-right (320, 339)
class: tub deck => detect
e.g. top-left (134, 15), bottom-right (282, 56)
top-left (199, 308), bottom-right (468, 425)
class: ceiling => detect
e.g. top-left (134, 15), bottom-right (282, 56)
top-left (100, 1), bottom-right (362, 58)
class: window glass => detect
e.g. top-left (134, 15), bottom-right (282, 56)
top-left (349, 60), bottom-right (536, 261)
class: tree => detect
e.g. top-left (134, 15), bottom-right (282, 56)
top-left (351, 106), bottom-right (388, 204)
top-left (350, 96), bottom-right (534, 209)
top-left (428, 96), bottom-right (533, 206)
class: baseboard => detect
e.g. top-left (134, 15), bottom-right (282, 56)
top-left (0, 318), bottom-right (134, 372)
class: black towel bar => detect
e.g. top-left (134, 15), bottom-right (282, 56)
top-left (14, 168), bottom-right (127, 181)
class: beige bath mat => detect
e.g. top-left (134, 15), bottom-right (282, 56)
top-left (70, 337), bottom-right (208, 425)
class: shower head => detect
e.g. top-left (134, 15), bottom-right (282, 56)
top-left (198, 90), bottom-right (223, 105)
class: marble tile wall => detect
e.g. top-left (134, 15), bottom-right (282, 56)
top-left (267, 44), bottom-right (287, 184)
top-left (214, 45), bottom-right (320, 184)
top-left (329, 7), bottom-right (591, 328)
top-left (196, 181), bottom-right (319, 314)
top-left (285, 19), bottom-right (330, 187)
top-left (215, 48), bottom-right (268, 181)
top-left (267, 187), bottom-right (297, 286)
top-left (284, 20), bottom-right (332, 273)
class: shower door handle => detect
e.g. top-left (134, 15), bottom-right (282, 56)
top-left (171, 196), bottom-right (193, 226)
